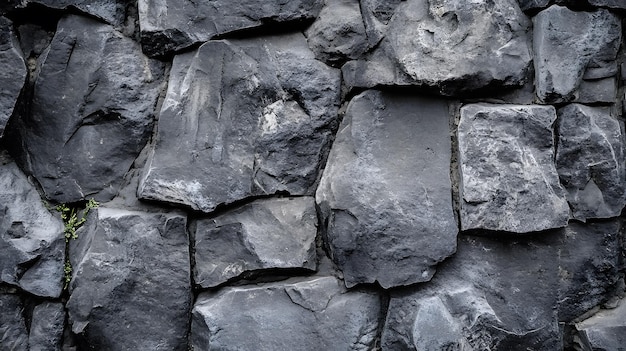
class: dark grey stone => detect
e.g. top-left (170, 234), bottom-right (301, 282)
top-left (0, 293), bottom-right (29, 351)
top-left (382, 234), bottom-right (562, 351)
top-left (191, 276), bottom-right (381, 351)
top-left (28, 301), bottom-right (65, 351)
top-left (458, 103), bottom-right (570, 233)
top-left (575, 302), bottom-right (626, 351)
top-left (576, 77), bottom-right (617, 104)
top-left (0, 17), bottom-right (27, 138)
top-left (533, 6), bottom-right (621, 103)
top-left (342, 0), bottom-right (532, 95)
top-left (588, 0), bottom-right (626, 9)
top-left (0, 154), bottom-right (65, 298)
top-left (556, 104), bottom-right (625, 221)
top-left (194, 197), bottom-right (317, 288)
top-left (316, 90), bottom-right (457, 288)
top-left (517, 0), bottom-right (552, 11)
top-left (25, 0), bottom-right (129, 26)
top-left (139, 33), bottom-right (340, 213)
top-left (66, 207), bottom-right (191, 351)
top-left (8, 15), bottom-right (165, 204)
top-left (138, 0), bottom-right (323, 57)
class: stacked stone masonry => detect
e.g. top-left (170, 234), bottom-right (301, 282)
top-left (0, 1), bottom-right (625, 350)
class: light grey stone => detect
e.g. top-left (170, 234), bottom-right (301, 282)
top-left (194, 197), bottom-right (317, 288)
top-left (458, 103), bottom-right (569, 233)
top-left (66, 208), bottom-right (190, 351)
top-left (28, 301), bottom-right (65, 351)
top-left (576, 301), bottom-right (626, 351)
top-left (0, 17), bottom-right (27, 138)
top-left (0, 293), bottom-right (29, 351)
top-left (191, 276), bottom-right (381, 351)
top-left (316, 90), bottom-right (457, 288)
top-left (556, 104), bottom-right (625, 221)
top-left (588, 0), bottom-right (626, 9)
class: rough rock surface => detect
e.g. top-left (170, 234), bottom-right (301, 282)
top-left (533, 6), bottom-right (621, 103)
top-left (458, 103), bottom-right (570, 233)
top-left (7, 15), bottom-right (165, 204)
top-left (342, 0), bottom-right (532, 95)
top-left (139, 33), bottom-right (340, 213)
top-left (67, 208), bottom-right (191, 351)
top-left (0, 292), bottom-right (29, 350)
top-left (316, 90), bottom-right (457, 288)
top-left (138, 0), bottom-right (323, 57)
top-left (194, 197), bottom-right (317, 288)
top-left (575, 301), bottom-right (626, 351)
top-left (191, 276), bottom-right (381, 351)
top-left (382, 234), bottom-right (562, 350)
top-left (0, 153), bottom-right (65, 298)
top-left (28, 301), bottom-right (65, 351)
top-left (556, 104), bottom-right (625, 221)
top-left (24, 0), bottom-right (129, 26)
top-left (588, 0), bottom-right (626, 9)
top-left (0, 17), bottom-right (27, 138)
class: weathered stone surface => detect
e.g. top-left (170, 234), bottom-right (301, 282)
top-left (0, 17), bottom-right (27, 138)
top-left (191, 276), bottom-right (381, 350)
top-left (67, 208), bottom-right (190, 350)
top-left (25, 0), bottom-right (129, 26)
top-left (575, 301), bottom-right (626, 351)
top-left (517, 0), bottom-right (553, 11)
top-left (194, 197), bottom-right (317, 288)
top-left (139, 33), bottom-right (340, 213)
top-left (316, 90), bottom-right (457, 288)
top-left (0, 292), bottom-right (29, 350)
top-left (576, 77), bottom-right (617, 104)
top-left (138, 0), bottom-right (323, 57)
top-left (558, 221), bottom-right (622, 322)
top-left (28, 301), bottom-right (65, 351)
top-left (8, 15), bottom-right (165, 204)
top-left (0, 153), bottom-right (65, 298)
top-left (556, 104), bottom-right (625, 221)
top-left (588, 0), bottom-right (626, 9)
top-left (534, 6), bottom-right (621, 103)
top-left (382, 234), bottom-right (562, 350)
top-left (458, 103), bottom-right (569, 233)
top-left (342, 0), bottom-right (532, 95)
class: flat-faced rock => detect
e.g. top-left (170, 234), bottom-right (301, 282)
top-left (0, 17), bottom-right (27, 138)
top-left (194, 197), bottom-right (317, 288)
top-left (556, 104), bottom-right (625, 221)
top-left (139, 33), bottom-right (340, 213)
top-left (8, 15), bottom-right (165, 204)
top-left (28, 301), bottom-right (65, 351)
top-left (66, 208), bottom-right (190, 351)
top-left (458, 103), bottom-right (569, 233)
top-left (191, 276), bottom-right (381, 350)
top-left (316, 90), bottom-right (457, 288)
top-left (0, 292), bottom-right (29, 350)
top-left (575, 301), bottom-right (626, 351)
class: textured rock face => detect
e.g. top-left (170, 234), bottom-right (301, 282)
top-left (194, 197), bottom-right (317, 288)
top-left (67, 208), bottom-right (191, 350)
top-left (0, 17), bottom-right (27, 138)
top-left (458, 103), bottom-right (570, 233)
top-left (0, 155), bottom-right (65, 298)
top-left (24, 0), bottom-right (129, 26)
top-left (191, 276), bottom-right (381, 351)
top-left (382, 234), bottom-right (562, 350)
top-left (556, 104), bottom-right (625, 221)
top-left (28, 301), bottom-right (65, 351)
top-left (138, 0), bottom-right (323, 57)
top-left (343, 0), bottom-right (532, 95)
top-left (0, 293), bottom-right (29, 350)
top-left (316, 90), bottom-right (457, 288)
top-left (576, 302), bottom-right (626, 351)
top-left (533, 6), bottom-right (621, 103)
top-left (8, 15), bottom-right (165, 204)
top-left (139, 33), bottom-right (340, 213)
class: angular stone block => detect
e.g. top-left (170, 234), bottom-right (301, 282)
top-left (139, 33), bottom-right (340, 213)
top-left (576, 302), bottom-right (626, 351)
top-left (458, 103), bottom-right (569, 233)
top-left (194, 197), bottom-right (317, 288)
top-left (316, 90), bottom-right (457, 288)
top-left (0, 17), bottom-right (27, 138)
top-left (138, 0), bottom-right (323, 57)
top-left (25, 0), bottom-right (129, 26)
top-left (0, 293), bottom-right (29, 350)
top-left (8, 15), bottom-right (165, 204)
top-left (28, 301), bottom-right (65, 351)
top-left (191, 276), bottom-right (381, 351)
top-left (67, 208), bottom-right (191, 351)
top-left (556, 104), bottom-right (625, 221)
top-left (534, 6), bottom-right (621, 103)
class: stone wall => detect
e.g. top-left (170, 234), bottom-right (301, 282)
top-left (1, 1), bottom-right (625, 350)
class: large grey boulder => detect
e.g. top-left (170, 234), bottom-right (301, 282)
top-left (575, 301), bottom-right (626, 351)
top-left (191, 276), bottom-right (381, 350)
top-left (342, 0), bottom-right (532, 95)
top-left (194, 197), bottom-right (317, 288)
top-left (0, 292), bottom-right (29, 350)
top-left (316, 90), bottom-right (457, 288)
top-left (556, 104), bottom-right (625, 221)
top-left (0, 17), bottom-right (27, 138)
top-left (382, 234), bottom-right (562, 350)
top-left (8, 15), bottom-right (165, 204)
top-left (458, 103), bottom-right (570, 233)
top-left (0, 153), bottom-right (65, 298)
top-left (28, 301), bottom-right (65, 351)
top-left (66, 208), bottom-right (191, 351)
top-left (533, 6), bottom-right (621, 103)
top-left (138, 0), bottom-right (323, 57)
top-left (139, 33), bottom-right (340, 213)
